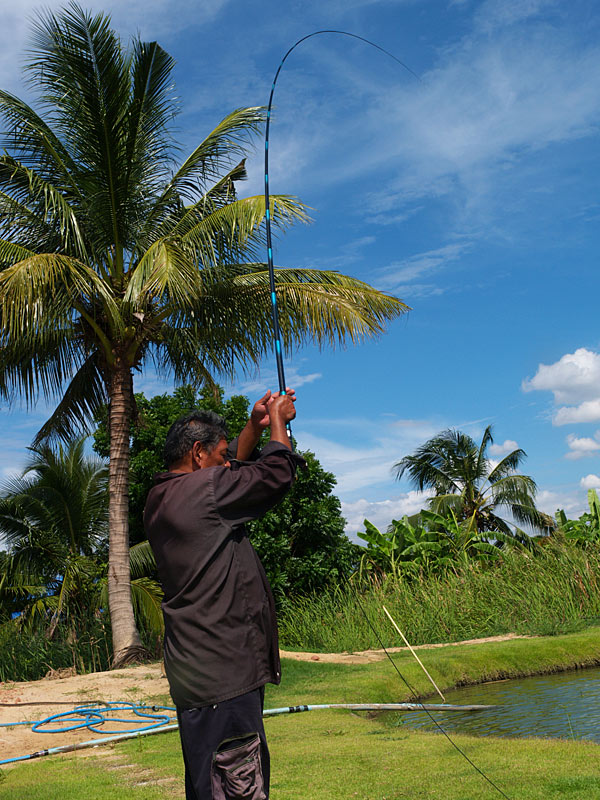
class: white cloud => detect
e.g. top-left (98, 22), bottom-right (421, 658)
top-left (474, 0), bottom-right (559, 32)
top-left (523, 348), bottom-right (600, 405)
top-left (523, 348), bottom-right (600, 425)
top-left (554, 401), bottom-right (600, 426)
top-left (565, 433), bottom-right (600, 461)
top-left (294, 415), bottom-right (441, 496)
top-left (232, 365), bottom-right (322, 398)
top-left (346, 7), bottom-right (600, 227)
top-left (536, 488), bottom-right (582, 517)
top-left (580, 474), bottom-right (600, 490)
top-left (341, 491), bottom-right (434, 541)
top-left (0, 0), bottom-right (232, 95)
top-left (489, 438), bottom-right (518, 456)
top-left (376, 242), bottom-right (472, 295)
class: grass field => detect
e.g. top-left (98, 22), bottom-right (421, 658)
top-left (1, 629), bottom-right (599, 799)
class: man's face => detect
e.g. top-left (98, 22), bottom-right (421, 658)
top-left (200, 438), bottom-right (230, 468)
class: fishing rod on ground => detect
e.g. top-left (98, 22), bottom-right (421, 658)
top-left (0, 700), bottom-right (493, 766)
top-left (262, 30), bottom-right (513, 800)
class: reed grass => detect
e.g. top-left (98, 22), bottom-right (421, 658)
top-left (0, 617), bottom-right (161, 682)
top-left (279, 541), bottom-right (600, 652)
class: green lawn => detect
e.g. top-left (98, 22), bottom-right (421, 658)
top-left (2, 630), bottom-right (600, 800)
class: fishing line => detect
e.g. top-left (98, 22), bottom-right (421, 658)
top-left (349, 581), bottom-right (513, 800)
top-left (263, 31), bottom-right (513, 800)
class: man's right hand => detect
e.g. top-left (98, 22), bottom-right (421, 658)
top-left (269, 392), bottom-right (296, 423)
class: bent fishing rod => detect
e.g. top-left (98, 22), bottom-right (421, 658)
top-left (262, 30), bottom-right (513, 800)
top-left (263, 32), bottom-right (418, 440)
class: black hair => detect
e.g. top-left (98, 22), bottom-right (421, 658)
top-left (163, 410), bottom-right (229, 468)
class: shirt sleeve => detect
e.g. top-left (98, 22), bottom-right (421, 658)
top-left (212, 442), bottom-right (306, 525)
top-left (226, 437), bottom-right (261, 463)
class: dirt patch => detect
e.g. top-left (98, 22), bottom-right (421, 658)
top-left (0, 634), bottom-right (529, 765)
top-left (280, 633), bottom-right (532, 664)
top-left (0, 662), bottom-right (170, 765)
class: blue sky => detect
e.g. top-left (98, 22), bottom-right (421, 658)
top-left (1, 0), bottom-right (600, 539)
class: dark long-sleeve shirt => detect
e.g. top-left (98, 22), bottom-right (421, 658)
top-left (144, 441), bottom-right (304, 708)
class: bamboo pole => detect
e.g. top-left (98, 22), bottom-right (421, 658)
top-left (382, 605), bottom-right (446, 702)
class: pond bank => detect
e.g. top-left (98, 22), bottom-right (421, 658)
top-left (274, 626), bottom-right (600, 707)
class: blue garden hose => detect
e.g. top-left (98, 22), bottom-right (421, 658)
top-left (1, 701), bottom-right (176, 736)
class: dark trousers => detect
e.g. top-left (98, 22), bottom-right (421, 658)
top-left (177, 686), bottom-right (269, 800)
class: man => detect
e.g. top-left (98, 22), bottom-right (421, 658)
top-left (144, 389), bottom-right (303, 800)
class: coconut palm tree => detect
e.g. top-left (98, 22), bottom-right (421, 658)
top-left (0, 439), bottom-right (108, 635)
top-left (0, 4), bottom-right (408, 664)
top-left (394, 426), bottom-right (550, 537)
top-left (0, 439), bottom-right (162, 640)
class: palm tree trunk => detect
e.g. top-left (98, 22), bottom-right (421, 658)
top-left (107, 359), bottom-right (145, 666)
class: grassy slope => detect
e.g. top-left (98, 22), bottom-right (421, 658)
top-left (2, 629), bottom-right (600, 800)
top-left (268, 627), bottom-right (600, 706)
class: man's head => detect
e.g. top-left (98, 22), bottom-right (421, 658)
top-left (164, 410), bottom-right (229, 472)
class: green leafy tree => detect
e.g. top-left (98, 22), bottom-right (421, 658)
top-left (247, 450), bottom-right (361, 605)
top-left (394, 426), bottom-right (550, 538)
top-left (0, 5), bottom-right (407, 664)
top-left (94, 385), bottom-right (358, 599)
top-left (93, 384), bottom-right (252, 545)
top-left (357, 516), bottom-right (450, 579)
top-left (358, 507), bottom-right (531, 580)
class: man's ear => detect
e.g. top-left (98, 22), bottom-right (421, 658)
top-left (191, 442), bottom-right (204, 469)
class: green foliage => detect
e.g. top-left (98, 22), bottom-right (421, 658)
top-left (357, 516), bottom-right (449, 578)
top-left (247, 450), bottom-right (361, 605)
top-left (94, 384), bottom-right (358, 600)
top-left (93, 384), bottom-right (251, 544)
top-left (556, 489), bottom-right (600, 547)
top-left (279, 539), bottom-right (600, 652)
top-left (0, 614), bottom-right (112, 682)
top-left (357, 509), bottom-right (530, 579)
top-left (0, 439), bottom-right (109, 632)
top-left (0, 440), bottom-right (163, 669)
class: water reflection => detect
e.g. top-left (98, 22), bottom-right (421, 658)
top-left (397, 667), bottom-right (600, 742)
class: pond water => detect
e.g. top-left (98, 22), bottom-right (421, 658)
top-left (396, 666), bottom-right (600, 742)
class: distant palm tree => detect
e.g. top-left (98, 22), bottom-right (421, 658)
top-left (394, 426), bottom-right (550, 537)
top-left (0, 439), bottom-right (161, 639)
top-left (0, 5), bottom-right (408, 664)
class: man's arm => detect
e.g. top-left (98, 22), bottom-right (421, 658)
top-left (235, 389), bottom-right (296, 460)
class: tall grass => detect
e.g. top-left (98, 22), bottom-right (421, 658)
top-left (0, 616), bottom-right (162, 682)
top-left (279, 541), bottom-right (600, 652)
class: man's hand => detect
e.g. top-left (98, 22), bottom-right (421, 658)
top-left (269, 392), bottom-right (297, 424)
top-left (237, 388), bottom-right (296, 459)
top-left (250, 390), bottom-right (272, 430)
top-left (250, 388), bottom-right (296, 430)
top-left (268, 391), bottom-right (296, 449)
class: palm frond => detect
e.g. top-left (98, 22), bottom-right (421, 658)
top-left (0, 321), bottom-right (85, 405)
top-left (0, 253), bottom-right (120, 339)
top-left (130, 577), bottom-right (163, 635)
top-left (33, 353), bottom-right (108, 444)
top-left (129, 540), bottom-right (157, 579)
top-left (151, 107), bottom-right (265, 205)
top-left (0, 156), bottom-right (86, 258)
top-left (124, 238), bottom-right (199, 308)
top-left (488, 448), bottom-right (529, 482)
top-left (476, 424), bottom-right (493, 477)
top-left (0, 90), bottom-right (82, 199)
